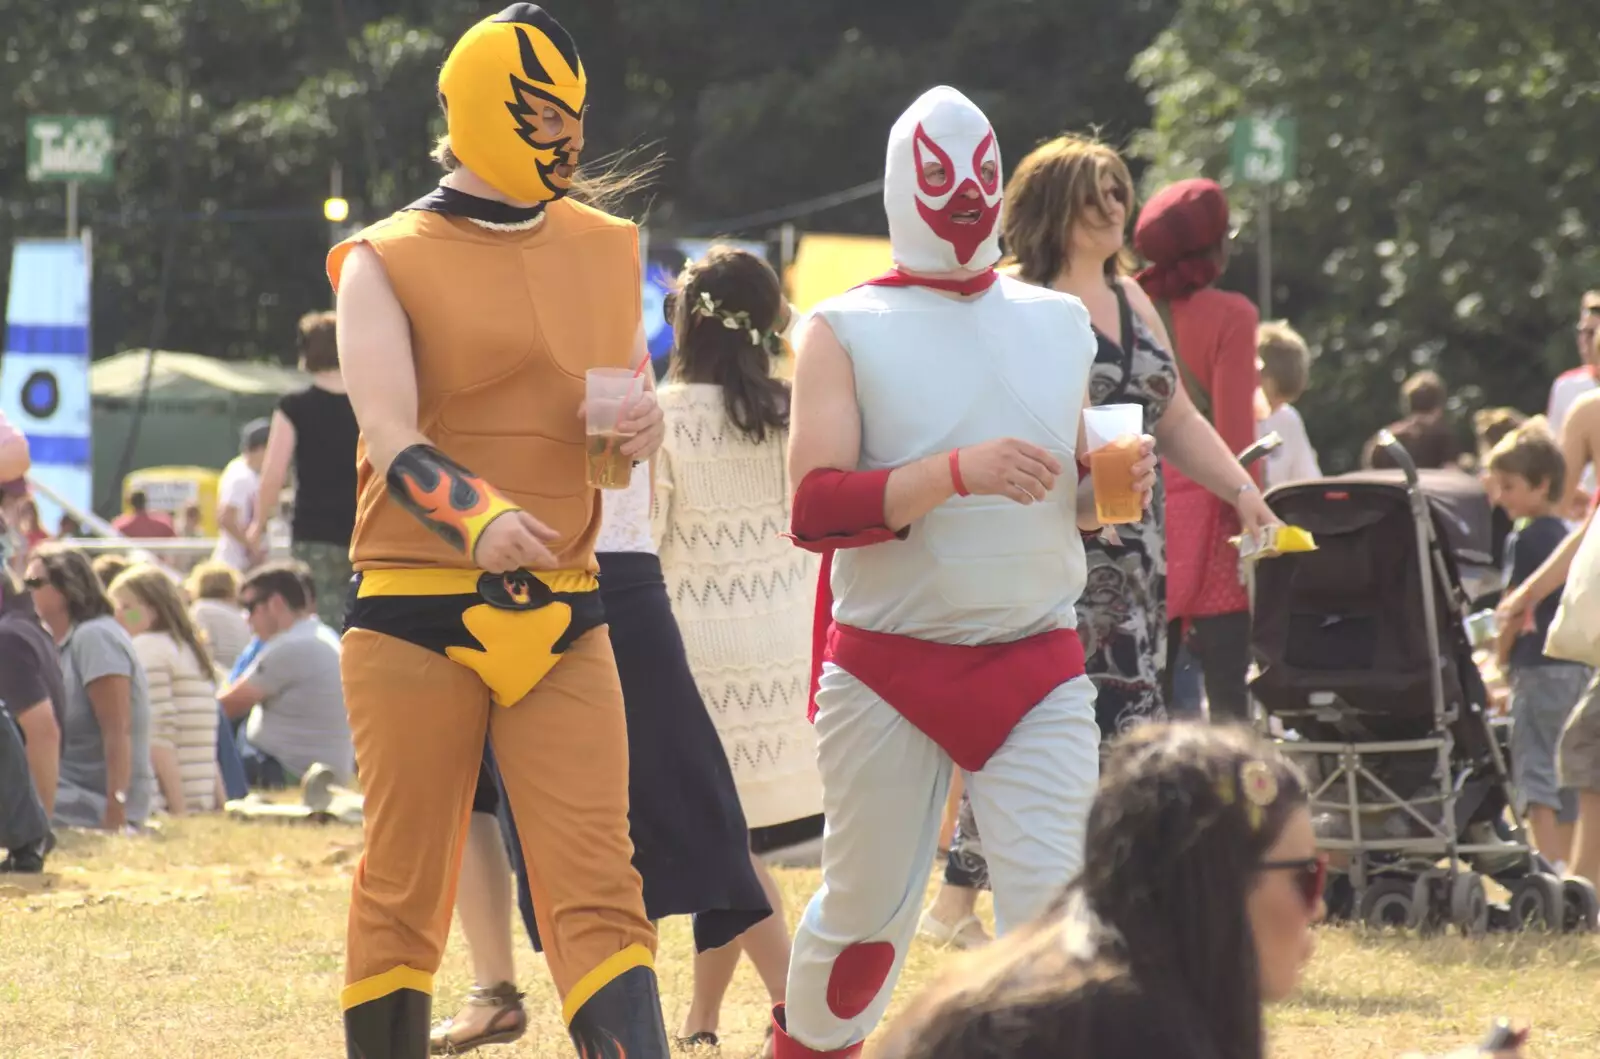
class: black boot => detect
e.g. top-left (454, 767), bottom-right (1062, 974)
top-left (345, 987), bottom-right (431, 1059)
top-left (0, 838), bottom-right (47, 873)
top-left (567, 963), bottom-right (671, 1059)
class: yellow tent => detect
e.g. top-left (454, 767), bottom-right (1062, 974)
top-left (776, 234), bottom-right (893, 379)
top-left (786, 234), bottom-right (892, 311)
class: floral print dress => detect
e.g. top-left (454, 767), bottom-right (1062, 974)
top-left (1078, 280), bottom-right (1177, 738)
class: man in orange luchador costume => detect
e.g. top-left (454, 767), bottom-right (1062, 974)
top-left (327, 7), bottom-right (671, 1057)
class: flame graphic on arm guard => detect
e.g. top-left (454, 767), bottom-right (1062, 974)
top-left (386, 444), bottom-right (521, 558)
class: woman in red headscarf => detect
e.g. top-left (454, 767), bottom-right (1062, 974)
top-left (1134, 178), bottom-right (1261, 722)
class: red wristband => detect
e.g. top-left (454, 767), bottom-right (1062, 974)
top-left (950, 449), bottom-right (970, 497)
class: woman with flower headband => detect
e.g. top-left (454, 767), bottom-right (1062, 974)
top-left (654, 245), bottom-right (823, 1051)
top-left (883, 723), bottom-right (1527, 1059)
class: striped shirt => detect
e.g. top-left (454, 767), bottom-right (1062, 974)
top-left (134, 631), bottom-right (220, 812)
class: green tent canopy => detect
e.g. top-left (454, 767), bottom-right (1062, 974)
top-left (91, 350), bottom-right (308, 517)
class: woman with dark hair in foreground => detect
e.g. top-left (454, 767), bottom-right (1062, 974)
top-left (883, 724), bottom-right (1525, 1059)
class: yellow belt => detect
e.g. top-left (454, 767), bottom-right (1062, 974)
top-left (356, 567), bottom-right (598, 598)
top-left (350, 567), bottom-right (602, 705)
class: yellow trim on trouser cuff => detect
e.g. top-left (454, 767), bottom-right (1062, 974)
top-left (561, 943), bottom-right (654, 1025)
top-left (341, 965), bottom-right (435, 1011)
top-left (358, 567), bottom-right (599, 598)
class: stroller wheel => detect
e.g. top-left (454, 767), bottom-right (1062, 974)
top-left (1359, 878), bottom-right (1414, 931)
top-left (1508, 873), bottom-right (1564, 932)
top-left (1449, 872), bottom-right (1489, 938)
top-left (1562, 877), bottom-right (1600, 934)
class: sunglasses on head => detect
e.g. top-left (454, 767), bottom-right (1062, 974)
top-left (1260, 854), bottom-right (1327, 912)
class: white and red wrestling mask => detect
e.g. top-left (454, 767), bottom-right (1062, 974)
top-left (884, 87), bottom-right (1003, 275)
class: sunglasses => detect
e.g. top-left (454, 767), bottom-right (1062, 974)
top-left (240, 595), bottom-right (267, 613)
top-left (23, 575), bottom-right (48, 590)
top-left (1260, 854), bottom-right (1327, 912)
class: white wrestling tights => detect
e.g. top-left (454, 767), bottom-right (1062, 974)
top-left (782, 668), bottom-right (1100, 1053)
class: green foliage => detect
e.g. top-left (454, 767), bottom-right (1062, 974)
top-left (0, 0), bottom-right (1172, 363)
top-left (1134, 0), bottom-right (1600, 469)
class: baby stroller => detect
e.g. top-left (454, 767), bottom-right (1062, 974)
top-left (1248, 432), bottom-right (1600, 935)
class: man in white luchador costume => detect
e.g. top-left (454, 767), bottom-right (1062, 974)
top-left (774, 86), bottom-right (1158, 1058)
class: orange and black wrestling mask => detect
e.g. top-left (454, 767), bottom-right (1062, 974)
top-left (438, 4), bottom-right (587, 205)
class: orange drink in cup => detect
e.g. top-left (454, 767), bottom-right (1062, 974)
top-left (585, 367), bottom-right (645, 490)
top-left (1083, 403), bottom-right (1144, 526)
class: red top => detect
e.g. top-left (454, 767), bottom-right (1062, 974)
top-left (1162, 287), bottom-right (1261, 620)
top-left (112, 511), bottom-right (177, 539)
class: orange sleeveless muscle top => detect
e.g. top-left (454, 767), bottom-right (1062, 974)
top-left (327, 198), bottom-right (640, 573)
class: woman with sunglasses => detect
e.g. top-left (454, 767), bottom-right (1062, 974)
top-left (23, 544), bottom-right (155, 832)
top-left (885, 724), bottom-right (1524, 1059)
top-left (921, 136), bottom-right (1281, 947)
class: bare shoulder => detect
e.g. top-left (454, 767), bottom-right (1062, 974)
top-left (794, 312), bottom-right (848, 365)
top-left (1115, 275), bottom-right (1164, 329)
top-left (338, 242), bottom-right (395, 294)
top-left (791, 312), bottom-right (858, 408)
top-left (1571, 387), bottom-right (1600, 422)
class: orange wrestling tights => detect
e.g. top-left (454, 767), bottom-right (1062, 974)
top-left (339, 626), bottom-right (656, 1015)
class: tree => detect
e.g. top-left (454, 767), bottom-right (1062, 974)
top-left (1133, 0), bottom-right (1600, 470)
top-left (0, 1), bottom-right (1177, 364)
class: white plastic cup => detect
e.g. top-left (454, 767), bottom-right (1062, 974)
top-left (585, 368), bottom-right (645, 489)
top-left (1082, 403), bottom-right (1144, 453)
top-left (1082, 403), bottom-right (1145, 525)
top-left (585, 368), bottom-right (645, 435)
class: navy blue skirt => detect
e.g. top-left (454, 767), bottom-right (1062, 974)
top-left (475, 551), bottom-right (771, 953)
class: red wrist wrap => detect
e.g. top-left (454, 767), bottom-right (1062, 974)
top-left (786, 467), bottom-right (906, 553)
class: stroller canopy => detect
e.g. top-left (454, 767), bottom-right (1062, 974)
top-left (1271, 468), bottom-right (1494, 570)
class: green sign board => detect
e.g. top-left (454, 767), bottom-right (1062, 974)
top-left (27, 115), bottom-right (115, 183)
top-left (1231, 115), bottom-right (1297, 184)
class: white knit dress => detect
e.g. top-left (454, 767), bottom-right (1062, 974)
top-left (652, 382), bottom-right (824, 828)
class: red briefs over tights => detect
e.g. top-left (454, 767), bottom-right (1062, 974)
top-left (822, 622), bottom-right (1085, 772)
top-left (787, 466), bottom-right (1087, 771)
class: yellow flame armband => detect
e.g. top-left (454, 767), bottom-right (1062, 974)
top-left (386, 444), bottom-right (522, 557)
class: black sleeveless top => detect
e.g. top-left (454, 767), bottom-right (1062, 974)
top-left (277, 385), bottom-right (359, 547)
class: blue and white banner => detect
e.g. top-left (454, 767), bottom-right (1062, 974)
top-left (0, 237), bottom-right (93, 525)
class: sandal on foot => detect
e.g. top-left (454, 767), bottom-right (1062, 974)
top-left (430, 981), bottom-right (527, 1055)
top-left (917, 909), bottom-right (991, 950)
top-left (674, 1031), bottom-right (720, 1049)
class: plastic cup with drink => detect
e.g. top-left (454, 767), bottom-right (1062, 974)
top-left (585, 367), bottom-right (646, 490)
top-left (1082, 403), bottom-right (1145, 526)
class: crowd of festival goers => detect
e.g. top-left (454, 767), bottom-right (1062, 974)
top-left (3, 137), bottom-right (1591, 1059)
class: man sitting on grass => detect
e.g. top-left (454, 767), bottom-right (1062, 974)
top-left (217, 563), bottom-right (352, 788)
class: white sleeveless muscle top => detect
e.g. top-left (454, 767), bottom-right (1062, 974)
top-left (813, 277), bottom-right (1096, 645)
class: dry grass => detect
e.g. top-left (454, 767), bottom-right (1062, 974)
top-left (3, 818), bottom-right (1598, 1058)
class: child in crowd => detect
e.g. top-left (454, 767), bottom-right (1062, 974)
top-left (1488, 422), bottom-right (1592, 869)
top-left (185, 561), bottom-right (251, 675)
top-left (1255, 322), bottom-right (1321, 489)
top-left (1474, 407), bottom-right (1528, 569)
top-left (108, 564), bottom-right (221, 815)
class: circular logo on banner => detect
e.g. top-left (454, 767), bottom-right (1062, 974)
top-left (20, 370), bottom-right (60, 420)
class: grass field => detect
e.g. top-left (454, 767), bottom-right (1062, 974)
top-left (3, 817), bottom-right (1598, 1058)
